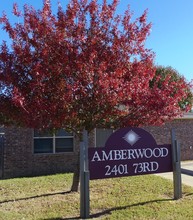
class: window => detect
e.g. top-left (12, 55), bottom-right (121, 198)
top-left (34, 129), bottom-right (74, 154)
top-left (0, 125), bottom-right (4, 135)
top-left (95, 128), bottom-right (114, 147)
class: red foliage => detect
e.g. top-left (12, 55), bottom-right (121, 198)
top-left (0, 0), bottom-right (191, 132)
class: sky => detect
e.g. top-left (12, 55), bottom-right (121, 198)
top-left (0, 0), bottom-right (193, 82)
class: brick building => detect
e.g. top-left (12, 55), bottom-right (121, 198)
top-left (0, 113), bottom-right (193, 179)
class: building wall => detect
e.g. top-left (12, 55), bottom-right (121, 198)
top-left (0, 133), bottom-right (4, 178)
top-left (3, 127), bottom-right (80, 179)
top-left (144, 119), bottom-right (193, 161)
top-left (1, 118), bottom-right (193, 179)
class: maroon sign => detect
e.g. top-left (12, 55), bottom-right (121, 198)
top-left (89, 127), bottom-right (172, 180)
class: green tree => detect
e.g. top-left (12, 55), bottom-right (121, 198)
top-left (150, 66), bottom-right (193, 113)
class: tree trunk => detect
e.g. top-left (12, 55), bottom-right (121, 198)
top-left (71, 152), bottom-right (80, 192)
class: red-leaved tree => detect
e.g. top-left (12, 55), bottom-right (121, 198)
top-left (0, 0), bottom-right (192, 191)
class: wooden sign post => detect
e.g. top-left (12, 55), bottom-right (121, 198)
top-left (80, 130), bottom-right (90, 219)
top-left (171, 129), bottom-right (182, 199)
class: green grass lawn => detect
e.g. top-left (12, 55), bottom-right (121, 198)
top-left (0, 173), bottom-right (192, 220)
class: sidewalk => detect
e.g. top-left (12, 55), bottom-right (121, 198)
top-left (156, 161), bottom-right (193, 187)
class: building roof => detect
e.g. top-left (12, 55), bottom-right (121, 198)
top-left (180, 112), bottom-right (193, 119)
